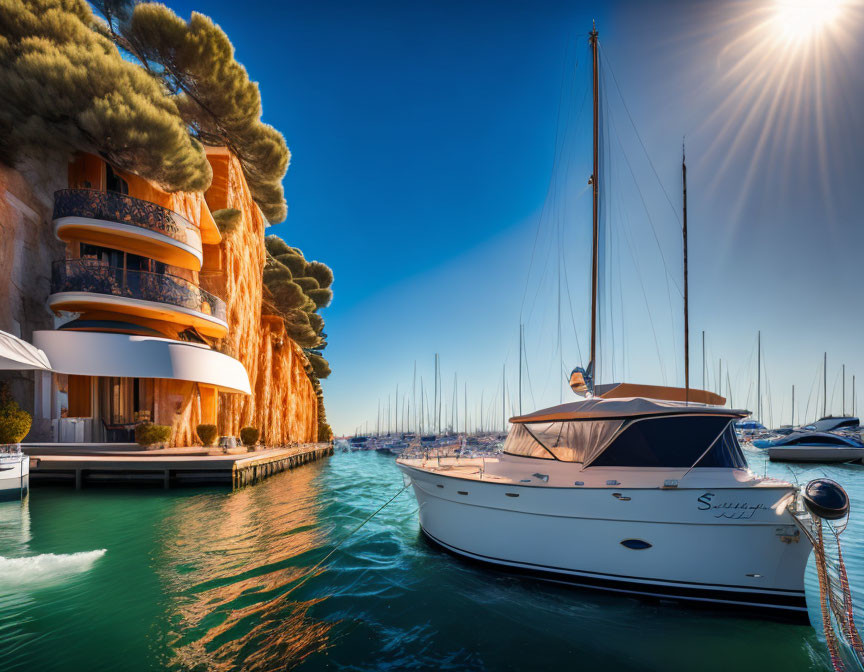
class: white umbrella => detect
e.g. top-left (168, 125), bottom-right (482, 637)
top-left (0, 330), bottom-right (52, 371)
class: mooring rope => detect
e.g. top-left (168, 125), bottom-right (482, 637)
top-left (833, 531), bottom-right (864, 657)
top-left (815, 520), bottom-right (845, 671)
top-left (283, 483), bottom-right (410, 598)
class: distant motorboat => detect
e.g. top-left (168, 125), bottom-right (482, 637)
top-left (0, 444), bottom-right (29, 500)
top-left (801, 416), bottom-right (860, 433)
top-left (348, 436), bottom-right (370, 451)
top-left (757, 431), bottom-right (864, 463)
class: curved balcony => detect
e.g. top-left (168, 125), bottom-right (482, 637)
top-left (49, 259), bottom-right (228, 338)
top-left (53, 189), bottom-right (203, 270)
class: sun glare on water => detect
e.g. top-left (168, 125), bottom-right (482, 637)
top-left (772, 0), bottom-right (845, 44)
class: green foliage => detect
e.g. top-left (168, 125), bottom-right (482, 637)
top-left (307, 352), bottom-right (331, 380)
top-left (196, 423), bottom-right (218, 446)
top-left (135, 422), bottom-right (172, 447)
top-left (317, 422), bottom-right (333, 442)
top-left (0, 0), bottom-right (211, 191)
top-left (0, 383), bottom-right (32, 444)
top-left (269, 278), bottom-right (314, 313)
top-left (293, 277), bottom-right (319, 292)
top-left (279, 254), bottom-right (308, 277)
top-left (307, 313), bottom-right (324, 333)
top-left (306, 261), bottom-right (334, 289)
top-left (239, 426), bottom-right (260, 447)
top-left (306, 288), bottom-right (333, 309)
top-left (99, 3), bottom-right (290, 222)
top-left (212, 208), bottom-right (242, 235)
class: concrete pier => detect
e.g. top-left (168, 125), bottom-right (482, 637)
top-left (24, 443), bottom-right (334, 489)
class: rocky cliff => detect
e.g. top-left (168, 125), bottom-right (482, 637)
top-left (200, 149), bottom-right (318, 445)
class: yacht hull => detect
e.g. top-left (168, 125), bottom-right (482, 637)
top-left (0, 455), bottom-right (29, 500)
top-left (768, 446), bottom-right (864, 463)
top-left (398, 463), bottom-right (810, 615)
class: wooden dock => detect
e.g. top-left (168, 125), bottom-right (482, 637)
top-left (24, 443), bottom-right (334, 489)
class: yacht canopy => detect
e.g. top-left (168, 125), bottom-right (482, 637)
top-left (0, 330), bottom-right (52, 371)
top-left (594, 382), bottom-right (725, 406)
top-left (504, 397), bottom-right (748, 468)
top-left (33, 330), bottom-right (251, 394)
top-left (510, 397), bottom-right (747, 424)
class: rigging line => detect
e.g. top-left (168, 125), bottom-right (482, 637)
top-left (598, 41), bottom-right (682, 226)
top-left (560, 232), bottom-right (584, 365)
top-left (522, 333), bottom-right (537, 409)
top-left (283, 484), bottom-right (409, 599)
top-left (605, 80), bottom-right (681, 385)
top-left (519, 44), bottom-right (585, 321)
top-left (601, 68), bottom-right (683, 300)
top-left (617, 190), bottom-right (667, 385)
top-left (523, 86), bottom-right (591, 329)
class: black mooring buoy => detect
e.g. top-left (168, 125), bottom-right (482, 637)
top-left (803, 479), bottom-right (850, 521)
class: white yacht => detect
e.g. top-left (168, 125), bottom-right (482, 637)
top-left (397, 391), bottom-right (811, 615)
top-left (0, 445), bottom-right (29, 500)
top-left (397, 26), bottom-right (823, 615)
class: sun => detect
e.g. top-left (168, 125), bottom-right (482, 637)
top-left (772, 0), bottom-right (845, 44)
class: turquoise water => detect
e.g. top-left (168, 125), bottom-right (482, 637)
top-left (0, 450), bottom-right (862, 671)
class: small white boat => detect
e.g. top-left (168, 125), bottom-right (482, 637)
top-left (0, 444), bottom-right (29, 500)
top-left (764, 432), bottom-right (864, 463)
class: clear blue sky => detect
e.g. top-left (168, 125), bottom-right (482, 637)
top-left (167, 0), bottom-right (864, 434)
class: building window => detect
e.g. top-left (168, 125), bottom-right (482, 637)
top-left (106, 165), bottom-right (129, 195)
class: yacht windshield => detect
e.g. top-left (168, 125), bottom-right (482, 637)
top-left (503, 420), bottom-right (625, 462)
top-left (588, 415), bottom-right (734, 468)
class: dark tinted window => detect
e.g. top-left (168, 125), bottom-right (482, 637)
top-left (589, 415), bottom-right (732, 468)
top-left (787, 434), bottom-right (850, 446)
top-left (694, 424), bottom-right (748, 468)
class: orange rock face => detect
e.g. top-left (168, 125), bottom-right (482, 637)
top-left (199, 150), bottom-right (318, 446)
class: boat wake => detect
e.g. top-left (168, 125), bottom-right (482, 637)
top-left (0, 549), bottom-right (106, 587)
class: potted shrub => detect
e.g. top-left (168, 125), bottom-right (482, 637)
top-left (0, 383), bottom-right (32, 444)
top-left (240, 426), bottom-right (260, 451)
top-left (134, 423), bottom-right (172, 449)
top-left (196, 424), bottom-right (218, 447)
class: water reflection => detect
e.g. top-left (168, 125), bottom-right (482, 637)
top-left (157, 462), bottom-right (335, 670)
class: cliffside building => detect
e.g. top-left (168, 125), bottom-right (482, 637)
top-left (1, 149), bottom-right (319, 445)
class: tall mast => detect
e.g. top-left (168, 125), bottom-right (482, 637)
top-left (757, 331), bottom-right (761, 423)
top-left (464, 381), bottom-right (468, 435)
top-left (682, 145), bottom-right (689, 402)
top-left (518, 324), bottom-right (523, 415)
top-left (823, 352), bottom-right (827, 418)
top-left (589, 23), bottom-right (600, 385)
top-left (702, 331), bottom-right (706, 389)
top-left (395, 384), bottom-right (399, 435)
top-left (412, 361), bottom-right (417, 433)
top-left (502, 364), bottom-right (506, 433)
top-left (843, 364), bottom-right (846, 415)
top-left (433, 354), bottom-right (438, 433)
top-left (791, 384), bottom-right (795, 427)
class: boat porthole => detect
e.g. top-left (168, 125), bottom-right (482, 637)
top-left (457, 491), bottom-right (468, 496)
top-left (436, 484), bottom-right (444, 488)
top-left (505, 493), bottom-right (519, 498)
top-left (620, 539), bottom-right (652, 550)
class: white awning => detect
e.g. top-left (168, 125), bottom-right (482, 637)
top-left (0, 330), bottom-right (52, 371)
top-left (33, 330), bottom-right (251, 394)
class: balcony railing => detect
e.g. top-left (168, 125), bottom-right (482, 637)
top-left (53, 189), bottom-right (201, 249)
top-left (51, 259), bottom-right (226, 323)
